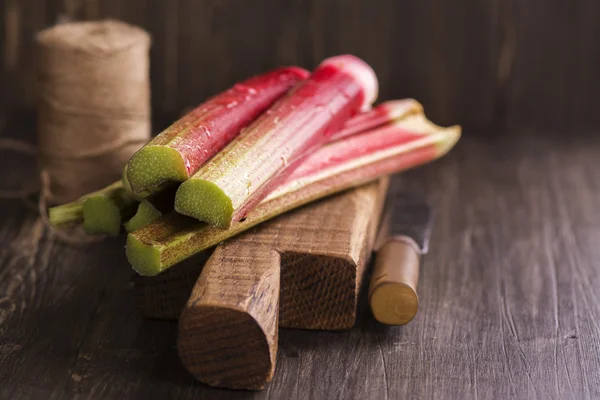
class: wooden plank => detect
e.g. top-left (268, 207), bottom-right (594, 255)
top-left (177, 179), bottom-right (388, 389)
top-left (309, 0), bottom-right (498, 130)
top-left (0, 0), bottom-right (6, 117)
top-left (1, 0), bottom-right (23, 111)
top-left (5, 0), bottom-right (600, 132)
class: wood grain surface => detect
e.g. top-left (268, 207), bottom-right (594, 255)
top-left (1, 119), bottom-right (600, 398)
top-left (2, 0), bottom-right (600, 132)
top-left (177, 179), bottom-right (387, 390)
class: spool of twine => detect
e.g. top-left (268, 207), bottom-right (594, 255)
top-left (36, 19), bottom-right (151, 204)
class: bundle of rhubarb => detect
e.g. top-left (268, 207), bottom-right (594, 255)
top-left (49, 55), bottom-right (460, 276)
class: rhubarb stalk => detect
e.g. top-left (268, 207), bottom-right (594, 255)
top-left (124, 186), bottom-right (178, 232)
top-left (174, 55), bottom-right (379, 228)
top-left (330, 99), bottom-right (423, 141)
top-left (124, 100), bottom-right (420, 232)
top-left (49, 168), bottom-right (168, 232)
top-left (127, 113), bottom-right (461, 276)
top-left (122, 165), bottom-right (169, 200)
top-left (123, 201), bottom-right (162, 233)
top-left (125, 67), bottom-right (309, 194)
top-left (48, 180), bottom-right (133, 228)
top-left (48, 197), bottom-right (87, 227)
top-left (82, 181), bottom-right (138, 236)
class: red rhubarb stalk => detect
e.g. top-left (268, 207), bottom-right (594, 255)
top-left (127, 113), bottom-right (461, 276)
top-left (125, 66), bottom-right (309, 194)
top-left (330, 99), bottom-right (423, 141)
top-left (174, 55), bottom-right (379, 228)
top-left (124, 99), bottom-right (421, 232)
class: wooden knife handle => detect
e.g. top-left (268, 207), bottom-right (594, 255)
top-left (368, 236), bottom-right (420, 325)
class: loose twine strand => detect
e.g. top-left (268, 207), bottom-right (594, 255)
top-left (0, 20), bottom-right (151, 245)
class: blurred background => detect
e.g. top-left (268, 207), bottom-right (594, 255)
top-left (1, 0), bottom-right (599, 133)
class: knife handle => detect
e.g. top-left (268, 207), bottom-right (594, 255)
top-left (368, 236), bottom-right (420, 325)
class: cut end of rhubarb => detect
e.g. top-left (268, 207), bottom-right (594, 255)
top-left (126, 146), bottom-right (188, 194)
top-left (321, 55), bottom-right (378, 110)
top-left (124, 201), bottom-right (163, 233)
top-left (83, 196), bottom-right (122, 236)
top-left (126, 234), bottom-right (162, 276)
top-left (122, 166), bottom-right (148, 200)
top-left (175, 179), bottom-right (234, 229)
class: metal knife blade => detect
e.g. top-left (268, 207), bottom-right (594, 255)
top-left (375, 188), bottom-right (434, 254)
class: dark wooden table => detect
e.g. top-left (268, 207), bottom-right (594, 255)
top-left (1, 120), bottom-right (599, 399)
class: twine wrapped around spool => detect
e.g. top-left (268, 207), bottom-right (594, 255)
top-left (36, 19), bottom-right (151, 204)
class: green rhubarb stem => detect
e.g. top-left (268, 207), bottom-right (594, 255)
top-left (126, 114), bottom-right (461, 276)
top-left (49, 164), bottom-right (172, 230)
top-left (174, 55), bottom-right (379, 229)
top-left (123, 201), bottom-right (163, 233)
top-left (125, 67), bottom-right (309, 194)
top-left (48, 180), bottom-right (129, 227)
top-left (82, 181), bottom-right (139, 236)
top-left (124, 185), bottom-right (178, 232)
top-left (48, 199), bottom-right (86, 227)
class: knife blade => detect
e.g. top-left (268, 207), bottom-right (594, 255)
top-left (368, 184), bottom-right (434, 325)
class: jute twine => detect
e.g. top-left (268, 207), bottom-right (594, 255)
top-left (0, 20), bottom-right (151, 244)
top-left (36, 19), bottom-right (151, 204)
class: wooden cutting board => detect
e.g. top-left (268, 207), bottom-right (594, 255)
top-left (133, 178), bottom-right (388, 389)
